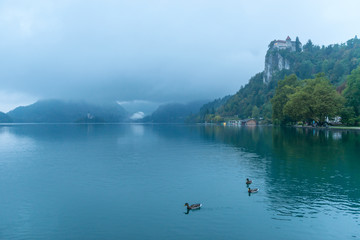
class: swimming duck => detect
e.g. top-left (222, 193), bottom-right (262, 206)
top-left (184, 203), bottom-right (202, 210)
top-left (246, 178), bottom-right (252, 185)
top-left (248, 188), bottom-right (259, 193)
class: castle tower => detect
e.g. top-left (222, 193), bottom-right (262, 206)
top-left (286, 36), bottom-right (292, 49)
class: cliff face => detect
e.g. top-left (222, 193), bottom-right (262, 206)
top-left (263, 50), bottom-right (291, 83)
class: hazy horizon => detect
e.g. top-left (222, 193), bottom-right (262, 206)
top-left (1, 0), bottom-right (360, 112)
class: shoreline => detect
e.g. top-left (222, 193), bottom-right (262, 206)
top-left (1, 122), bottom-right (360, 131)
top-left (293, 125), bottom-right (360, 131)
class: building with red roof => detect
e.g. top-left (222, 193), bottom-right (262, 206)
top-left (272, 36), bottom-right (301, 51)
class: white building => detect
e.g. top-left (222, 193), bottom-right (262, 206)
top-left (273, 36), bottom-right (301, 52)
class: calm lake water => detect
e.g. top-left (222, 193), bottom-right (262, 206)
top-left (0, 124), bottom-right (359, 239)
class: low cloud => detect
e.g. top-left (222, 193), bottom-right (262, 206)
top-left (117, 100), bottom-right (160, 115)
top-left (117, 100), bottom-right (154, 106)
top-left (0, 0), bottom-right (359, 110)
top-left (130, 112), bottom-right (145, 120)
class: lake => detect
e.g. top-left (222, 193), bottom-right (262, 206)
top-left (0, 124), bottom-right (359, 239)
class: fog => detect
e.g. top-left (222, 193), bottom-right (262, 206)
top-left (0, 0), bottom-right (359, 112)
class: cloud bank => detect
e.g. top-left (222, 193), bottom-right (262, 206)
top-left (0, 0), bottom-right (359, 112)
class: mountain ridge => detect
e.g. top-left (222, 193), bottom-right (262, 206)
top-left (7, 99), bottom-right (128, 123)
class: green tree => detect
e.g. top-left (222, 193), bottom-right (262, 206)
top-left (310, 78), bottom-right (344, 123)
top-left (303, 39), bottom-right (314, 52)
top-left (283, 75), bottom-right (344, 124)
top-left (271, 74), bottom-right (298, 124)
top-left (283, 89), bottom-right (312, 122)
top-left (251, 106), bottom-right (260, 119)
top-left (343, 66), bottom-right (360, 116)
top-left (213, 115), bottom-right (224, 123)
top-left (295, 36), bottom-right (301, 52)
top-left (340, 107), bottom-right (355, 125)
top-left (262, 102), bottom-right (272, 121)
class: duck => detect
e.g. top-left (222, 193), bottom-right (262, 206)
top-left (246, 178), bottom-right (252, 185)
top-left (184, 203), bottom-right (202, 210)
top-left (248, 187), bottom-right (259, 193)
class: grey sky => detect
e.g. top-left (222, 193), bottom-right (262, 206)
top-left (0, 0), bottom-right (359, 112)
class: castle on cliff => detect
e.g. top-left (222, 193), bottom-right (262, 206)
top-left (263, 36), bottom-right (302, 83)
top-left (272, 36), bottom-right (301, 52)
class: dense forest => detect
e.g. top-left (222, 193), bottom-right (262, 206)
top-left (195, 36), bottom-right (360, 125)
top-left (271, 73), bottom-right (344, 125)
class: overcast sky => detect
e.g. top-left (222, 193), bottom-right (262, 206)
top-left (0, 0), bottom-right (359, 112)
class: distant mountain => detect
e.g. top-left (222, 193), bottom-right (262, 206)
top-left (0, 112), bottom-right (13, 123)
top-left (143, 100), bottom-right (208, 123)
top-left (187, 95), bottom-right (231, 122)
top-left (7, 100), bottom-right (128, 123)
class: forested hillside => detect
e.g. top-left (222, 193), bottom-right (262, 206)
top-left (186, 95), bottom-right (231, 123)
top-left (196, 36), bottom-right (360, 123)
top-left (7, 100), bottom-right (128, 123)
top-left (143, 100), bottom-right (207, 123)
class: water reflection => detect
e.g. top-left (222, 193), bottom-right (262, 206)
top-left (1, 124), bottom-right (359, 239)
top-left (131, 124), bottom-right (145, 136)
top-left (2, 124), bottom-right (360, 222)
top-left (184, 208), bottom-right (201, 215)
top-left (0, 124), bottom-right (128, 142)
top-left (0, 126), bottom-right (36, 155)
top-left (197, 125), bottom-right (360, 220)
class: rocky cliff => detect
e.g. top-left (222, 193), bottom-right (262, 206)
top-left (263, 50), bottom-right (291, 83)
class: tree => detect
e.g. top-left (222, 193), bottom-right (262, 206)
top-left (283, 89), bottom-right (312, 122)
top-left (251, 106), bottom-right (260, 119)
top-left (310, 78), bottom-right (344, 123)
top-left (340, 107), bottom-right (355, 125)
top-left (213, 115), bottom-right (224, 123)
top-left (343, 66), bottom-right (360, 116)
top-left (332, 61), bottom-right (345, 82)
top-left (283, 75), bottom-right (344, 124)
top-left (303, 39), bottom-right (314, 52)
top-left (296, 60), bottom-right (313, 79)
top-left (271, 74), bottom-right (298, 124)
top-left (295, 36), bottom-right (301, 52)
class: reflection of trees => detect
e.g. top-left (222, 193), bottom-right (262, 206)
top-left (268, 127), bottom-right (360, 218)
top-left (5, 124), bottom-right (360, 218)
top-left (199, 125), bottom-right (274, 154)
top-left (198, 125), bottom-right (360, 218)
top-left (1, 124), bottom-right (128, 142)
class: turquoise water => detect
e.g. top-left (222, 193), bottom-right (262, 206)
top-left (0, 124), bottom-right (359, 239)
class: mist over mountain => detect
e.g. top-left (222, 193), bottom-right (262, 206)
top-left (143, 100), bottom-right (208, 123)
top-left (7, 100), bottom-right (128, 123)
top-left (2, 1), bottom-right (359, 113)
